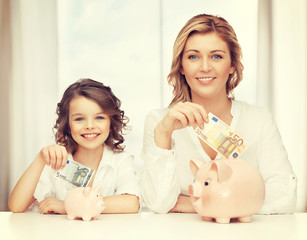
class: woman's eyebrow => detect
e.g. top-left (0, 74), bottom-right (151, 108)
top-left (183, 49), bottom-right (200, 54)
top-left (211, 50), bottom-right (226, 53)
top-left (183, 49), bottom-right (226, 54)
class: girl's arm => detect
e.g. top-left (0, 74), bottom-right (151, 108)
top-left (9, 145), bottom-right (68, 213)
top-left (9, 154), bottom-right (46, 212)
top-left (102, 194), bottom-right (140, 214)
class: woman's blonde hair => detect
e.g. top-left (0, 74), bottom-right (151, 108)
top-left (168, 14), bottom-right (244, 106)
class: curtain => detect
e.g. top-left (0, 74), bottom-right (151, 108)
top-left (0, 0), bottom-right (58, 210)
top-left (0, 0), bottom-right (11, 211)
top-left (258, 0), bottom-right (307, 211)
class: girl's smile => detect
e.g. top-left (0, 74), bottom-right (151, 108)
top-left (69, 96), bottom-right (111, 152)
top-left (81, 133), bottom-right (101, 140)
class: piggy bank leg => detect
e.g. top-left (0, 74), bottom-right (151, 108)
top-left (82, 215), bottom-right (92, 221)
top-left (215, 217), bottom-right (231, 224)
top-left (67, 214), bottom-right (75, 220)
top-left (202, 216), bottom-right (213, 222)
top-left (238, 216), bottom-right (252, 223)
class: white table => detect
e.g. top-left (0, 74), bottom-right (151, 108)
top-left (1, 209), bottom-right (306, 240)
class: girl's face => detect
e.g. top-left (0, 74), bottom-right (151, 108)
top-left (180, 32), bottom-right (235, 102)
top-left (69, 96), bottom-right (111, 152)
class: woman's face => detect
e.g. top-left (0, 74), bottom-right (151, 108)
top-left (69, 96), bottom-right (111, 152)
top-left (180, 32), bottom-right (234, 102)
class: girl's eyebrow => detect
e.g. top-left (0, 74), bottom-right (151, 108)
top-left (71, 112), bottom-right (106, 117)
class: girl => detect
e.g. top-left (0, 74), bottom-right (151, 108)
top-left (140, 14), bottom-right (297, 214)
top-left (9, 78), bottom-right (140, 214)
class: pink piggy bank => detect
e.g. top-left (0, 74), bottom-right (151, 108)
top-left (64, 186), bottom-right (105, 221)
top-left (188, 158), bottom-right (265, 223)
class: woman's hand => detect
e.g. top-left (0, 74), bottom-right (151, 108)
top-left (38, 197), bottom-right (66, 214)
top-left (40, 144), bottom-right (68, 171)
top-left (154, 102), bottom-right (208, 149)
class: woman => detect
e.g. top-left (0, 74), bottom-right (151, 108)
top-left (140, 14), bottom-right (296, 214)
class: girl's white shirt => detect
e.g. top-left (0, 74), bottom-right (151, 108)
top-left (140, 100), bottom-right (297, 214)
top-left (30, 146), bottom-right (141, 211)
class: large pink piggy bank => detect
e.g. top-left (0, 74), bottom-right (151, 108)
top-left (188, 158), bottom-right (265, 224)
top-left (64, 186), bottom-right (105, 221)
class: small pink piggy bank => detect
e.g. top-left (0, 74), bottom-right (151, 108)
top-left (188, 159), bottom-right (265, 224)
top-left (64, 186), bottom-right (105, 221)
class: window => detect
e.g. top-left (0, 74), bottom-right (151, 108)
top-left (57, 0), bottom-right (258, 169)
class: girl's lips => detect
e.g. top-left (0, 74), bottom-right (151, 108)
top-left (81, 133), bottom-right (100, 140)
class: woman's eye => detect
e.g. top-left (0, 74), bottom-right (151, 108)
top-left (212, 55), bottom-right (222, 60)
top-left (188, 55), bottom-right (198, 60)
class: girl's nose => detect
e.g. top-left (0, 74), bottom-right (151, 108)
top-left (86, 120), bottom-right (94, 129)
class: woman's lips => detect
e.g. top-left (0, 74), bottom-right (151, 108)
top-left (197, 77), bottom-right (215, 84)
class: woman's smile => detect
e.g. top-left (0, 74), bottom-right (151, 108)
top-left (196, 77), bottom-right (216, 84)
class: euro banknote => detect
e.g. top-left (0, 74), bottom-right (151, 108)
top-left (194, 112), bottom-right (247, 158)
top-left (55, 159), bottom-right (95, 187)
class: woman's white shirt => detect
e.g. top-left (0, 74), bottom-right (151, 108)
top-left (30, 146), bottom-right (141, 210)
top-left (140, 100), bottom-right (297, 214)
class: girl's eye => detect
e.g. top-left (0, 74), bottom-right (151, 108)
top-left (96, 116), bottom-right (105, 120)
top-left (188, 55), bottom-right (198, 60)
top-left (212, 55), bottom-right (222, 60)
top-left (75, 117), bottom-right (84, 121)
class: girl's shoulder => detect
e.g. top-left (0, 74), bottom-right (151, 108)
top-left (103, 146), bottom-right (133, 166)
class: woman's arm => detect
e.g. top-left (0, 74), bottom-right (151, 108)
top-left (102, 194), bottom-right (140, 214)
top-left (141, 103), bottom-right (208, 214)
top-left (169, 195), bottom-right (197, 213)
top-left (257, 110), bottom-right (297, 214)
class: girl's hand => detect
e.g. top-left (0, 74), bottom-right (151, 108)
top-left (40, 144), bottom-right (68, 171)
top-left (157, 102), bottom-right (208, 135)
top-left (38, 197), bottom-right (66, 214)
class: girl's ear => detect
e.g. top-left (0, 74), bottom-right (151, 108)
top-left (229, 66), bottom-right (235, 74)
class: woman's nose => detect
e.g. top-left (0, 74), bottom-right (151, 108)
top-left (200, 58), bottom-right (211, 72)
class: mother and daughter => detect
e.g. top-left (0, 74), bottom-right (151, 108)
top-left (9, 14), bottom-right (296, 215)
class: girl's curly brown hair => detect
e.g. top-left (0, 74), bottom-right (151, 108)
top-left (53, 78), bottom-right (129, 154)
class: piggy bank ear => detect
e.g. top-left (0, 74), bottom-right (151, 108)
top-left (211, 161), bottom-right (232, 183)
top-left (83, 187), bottom-right (91, 197)
top-left (190, 159), bottom-right (205, 176)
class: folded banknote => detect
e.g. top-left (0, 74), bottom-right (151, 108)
top-left (194, 112), bottom-right (247, 158)
top-left (55, 159), bottom-right (95, 187)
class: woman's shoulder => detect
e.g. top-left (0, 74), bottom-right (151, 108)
top-left (143, 107), bottom-right (169, 126)
top-left (234, 100), bottom-right (270, 117)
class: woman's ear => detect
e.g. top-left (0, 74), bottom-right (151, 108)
top-left (179, 67), bottom-right (185, 75)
